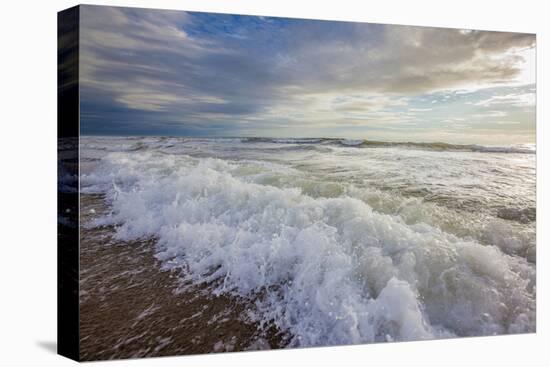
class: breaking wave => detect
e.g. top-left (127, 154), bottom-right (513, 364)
top-left (81, 147), bottom-right (536, 347)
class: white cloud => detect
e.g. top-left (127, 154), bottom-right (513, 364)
top-left (471, 110), bottom-right (508, 118)
top-left (474, 93), bottom-right (535, 107)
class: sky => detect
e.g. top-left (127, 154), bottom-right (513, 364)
top-left (79, 5), bottom-right (536, 144)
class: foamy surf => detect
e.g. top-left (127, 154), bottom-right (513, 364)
top-left (80, 136), bottom-right (536, 347)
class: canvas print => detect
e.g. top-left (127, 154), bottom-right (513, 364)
top-left (57, 4), bottom-right (536, 361)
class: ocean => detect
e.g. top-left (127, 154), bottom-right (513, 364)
top-left (78, 136), bottom-right (536, 348)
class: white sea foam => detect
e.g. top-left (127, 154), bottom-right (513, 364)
top-left (81, 142), bottom-right (536, 346)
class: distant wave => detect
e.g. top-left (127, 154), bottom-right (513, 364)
top-left (82, 136), bottom-right (535, 154)
top-left (236, 137), bottom-right (535, 154)
top-left (339, 140), bottom-right (536, 154)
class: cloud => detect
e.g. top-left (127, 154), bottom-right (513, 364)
top-left (474, 93), bottom-right (535, 107)
top-left (331, 95), bottom-right (409, 113)
top-left (471, 110), bottom-right (508, 118)
top-left (78, 5), bottom-right (536, 140)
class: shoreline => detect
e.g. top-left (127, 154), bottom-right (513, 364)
top-left (79, 194), bottom-right (286, 360)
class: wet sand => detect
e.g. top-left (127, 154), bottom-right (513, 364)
top-left (79, 194), bottom-right (286, 361)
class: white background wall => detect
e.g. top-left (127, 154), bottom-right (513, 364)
top-left (0, 0), bottom-right (547, 365)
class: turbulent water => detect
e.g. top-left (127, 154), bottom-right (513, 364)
top-left (80, 136), bottom-right (536, 347)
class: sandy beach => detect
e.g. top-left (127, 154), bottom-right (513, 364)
top-left (79, 194), bottom-right (286, 360)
